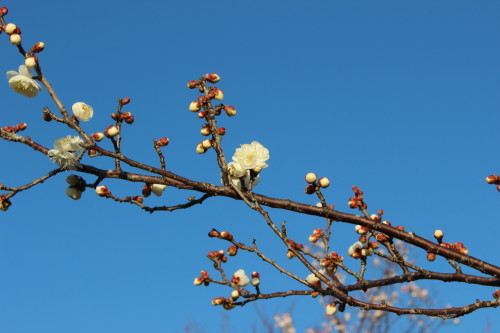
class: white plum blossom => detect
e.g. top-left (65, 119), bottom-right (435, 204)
top-left (232, 141), bottom-right (269, 171)
top-left (347, 241), bottom-right (363, 257)
top-left (226, 142), bottom-right (269, 189)
top-left (232, 269), bottom-right (250, 287)
top-left (150, 184), bottom-right (167, 197)
top-left (6, 65), bottom-right (42, 98)
top-left (48, 136), bottom-right (83, 170)
top-left (72, 102), bottom-right (94, 121)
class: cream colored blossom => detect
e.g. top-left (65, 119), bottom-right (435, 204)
top-left (6, 65), bottom-right (42, 98)
top-left (72, 102), bottom-right (94, 121)
top-left (48, 136), bottom-right (83, 170)
top-left (232, 269), bottom-right (250, 287)
top-left (232, 141), bottom-right (269, 170)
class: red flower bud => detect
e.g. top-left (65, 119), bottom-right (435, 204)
top-left (157, 137), bottom-right (170, 147)
top-left (187, 80), bottom-right (199, 89)
top-left (121, 97), bottom-right (131, 105)
top-left (0, 7), bottom-right (8, 17)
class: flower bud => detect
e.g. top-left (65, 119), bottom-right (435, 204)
top-left (91, 132), bottom-right (105, 142)
top-left (4, 23), bottom-right (16, 34)
top-left (227, 245), bottom-right (238, 256)
top-left (426, 253), bottom-right (436, 261)
top-left (318, 177), bottom-right (330, 188)
top-left (187, 80), bottom-right (199, 89)
top-left (225, 106), bottom-right (237, 117)
top-left (9, 33), bottom-right (21, 45)
top-left (492, 290), bottom-right (500, 299)
top-left (305, 172), bottom-right (317, 183)
top-left (231, 289), bottom-right (240, 300)
top-left (433, 230), bottom-right (444, 242)
top-left (200, 127), bottom-right (211, 136)
top-left (326, 304), bottom-right (337, 316)
top-left (304, 185), bottom-right (316, 195)
top-left (25, 56), bottom-right (38, 68)
top-left (32, 42), bottom-right (45, 53)
top-left (121, 112), bottom-right (132, 118)
top-left (0, 7), bottom-right (8, 17)
top-left (196, 143), bottom-right (206, 154)
top-left (15, 123), bottom-right (27, 131)
top-left (208, 229), bottom-right (220, 238)
top-left (197, 111), bottom-right (207, 118)
top-left (214, 89), bottom-right (224, 100)
top-left (133, 196), bottom-right (144, 203)
top-left (189, 101), bottom-right (201, 112)
top-left (286, 250), bottom-right (295, 259)
top-left (220, 231), bottom-right (233, 241)
top-left (202, 139), bottom-right (212, 149)
top-left (218, 127), bottom-right (226, 135)
top-left (95, 185), bottom-right (110, 196)
top-left (485, 175), bottom-right (499, 184)
top-left (123, 115), bottom-right (134, 124)
top-left (157, 137), bottom-right (170, 146)
top-left (193, 277), bottom-right (204, 286)
top-left (104, 125), bottom-right (119, 137)
top-left (205, 73), bottom-right (221, 83)
top-left (66, 186), bottom-right (82, 200)
top-left (151, 184), bottom-right (167, 197)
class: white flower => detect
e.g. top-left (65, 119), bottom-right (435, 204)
top-left (227, 161), bottom-right (247, 178)
top-left (232, 141), bottom-right (269, 170)
top-left (48, 136), bottom-right (83, 170)
top-left (326, 304), bottom-right (337, 316)
top-left (150, 184), bottom-right (167, 197)
top-left (6, 65), bottom-right (42, 98)
top-left (72, 102), bottom-right (94, 121)
top-left (232, 269), bottom-right (250, 287)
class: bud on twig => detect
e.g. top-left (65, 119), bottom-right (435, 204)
top-left (157, 137), bottom-right (170, 147)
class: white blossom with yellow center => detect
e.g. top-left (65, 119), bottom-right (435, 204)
top-left (48, 136), bottom-right (83, 170)
top-left (6, 65), bottom-right (42, 98)
top-left (232, 141), bottom-right (269, 171)
top-left (71, 102), bottom-right (94, 121)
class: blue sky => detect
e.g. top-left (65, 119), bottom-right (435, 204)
top-left (1, 1), bottom-right (499, 332)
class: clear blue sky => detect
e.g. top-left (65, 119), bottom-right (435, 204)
top-left (1, 1), bottom-right (499, 332)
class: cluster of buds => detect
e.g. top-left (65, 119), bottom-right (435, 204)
top-left (0, 195), bottom-right (12, 212)
top-left (347, 240), bottom-right (379, 259)
top-left (193, 270), bottom-right (211, 286)
top-left (187, 73), bottom-right (221, 91)
top-left (104, 125), bottom-right (119, 138)
top-left (207, 249), bottom-right (227, 263)
top-left (211, 297), bottom-right (235, 310)
top-left (3, 22), bottom-right (22, 46)
top-left (95, 185), bottom-right (111, 197)
top-left (111, 112), bottom-right (134, 124)
top-left (485, 175), bottom-right (500, 192)
top-left (440, 241), bottom-right (469, 255)
top-left (251, 272), bottom-right (260, 286)
top-left (304, 173), bottom-right (331, 194)
top-left (320, 251), bottom-right (344, 268)
top-left (195, 139), bottom-right (212, 154)
top-left (286, 239), bottom-right (304, 259)
top-left (2, 123), bottom-right (27, 133)
top-left (348, 185), bottom-right (367, 209)
top-left (66, 174), bottom-right (86, 200)
top-left (308, 228), bottom-right (324, 243)
top-left (373, 220), bottom-right (393, 242)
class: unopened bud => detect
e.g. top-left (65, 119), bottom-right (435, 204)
top-left (227, 246), bottom-right (238, 256)
top-left (66, 174), bottom-right (82, 186)
top-left (91, 132), bottom-right (105, 142)
top-left (202, 139), bottom-right (212, 149)
top-left (326, 304), bottom-right (337, 316)
top-left (318, 177), bottom-right (330, 188)
top-left (32, 42), bottom-right (45, 53)
top-left (95, 185), bottom-right (110, 197)
top-left (157, 137), bottom-right (170, 146)
top-left (220, 231), bottom-right (233, 241)
top-left (205, 73), bottom-right (221, 83)
top-left (66, 186), bottom-right (82, 200)
top-left (104, 125), bottom-right (119, 137)
top-left (214, 89), bottom-right (224, 100)
top-left (433, 230), bottom-right (444, 242)
top-left (120, 97), bottom-right (131, 105)
top-left (0, 7), bottom-right (8, 17)
top-left (142, 185), bottom-right (151, 198)
top-left (200, 127), bottom-right (211, 136)
top-left (218, 127), bottom-right (226, 135)
top-left (187, 80), bottom-right (199, 89)
top-left (208, 229), bottom-right (220, 238)
top-left (305, 172), bottom-right (317, 183)
top-left (485, 175), bottom-right (499, 184)
top-left (196, 143), bottom-right (206, 154)
top-left (305, 185), bottom-right (316, 194)
top-left (193, 277), bottom-right (204, 286)
top-left (426, 253), bottom-right (436, 261)
top-left (225, 106), bottom-right (236, 117)
top-left (123, 116), bottom-right (134, 124)
top-left (15, 123), bottom-right (27, 131)
top-left (9, 33), bottom-right (21, 45)
top-left (197, 111), bottom-right (207, 118)
top-left (189, 101), bottom-right (201, 112)
top-left (4, 23), bottom-right (16, 34)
